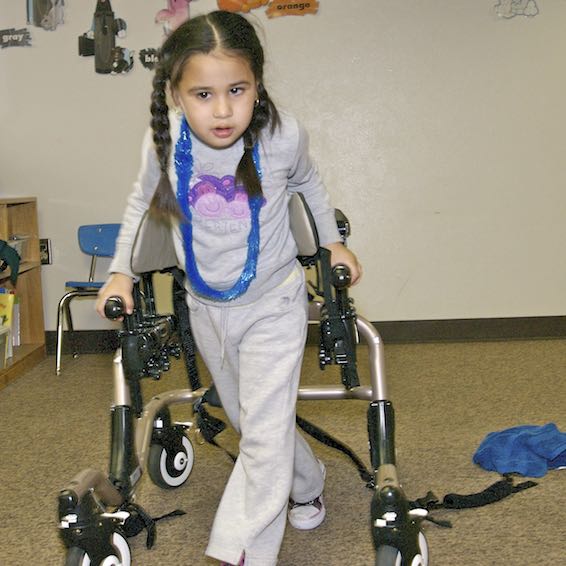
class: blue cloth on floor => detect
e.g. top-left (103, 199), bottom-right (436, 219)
top-left (473, 423), bottom-right (566, 478)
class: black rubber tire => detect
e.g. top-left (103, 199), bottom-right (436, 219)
top-left (375, 532), bottom-right (428, 566)
top-left (375, 545), bottom-right (401, 566)
top-left (147, 434), bottom-right (194, 489)
top-left (65, 547), bottom-right (89, 566)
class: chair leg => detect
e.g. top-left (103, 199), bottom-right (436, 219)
top-left (64, 300), bottom-right (74, 332)
top-left (55, 290), bottom-right (98, 375)
top-left (63, 300), bottom-right (78, 359)
top-left (56, 292), bottom-right (75, 376)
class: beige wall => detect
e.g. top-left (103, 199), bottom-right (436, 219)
top-left (2, 0), bottom-right (565, 330)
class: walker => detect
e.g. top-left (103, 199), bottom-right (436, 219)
top-left (58, 194), bottom-right (429, 566)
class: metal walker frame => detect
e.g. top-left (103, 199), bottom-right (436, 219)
top-left (58, 195), bottom-right (429, 566)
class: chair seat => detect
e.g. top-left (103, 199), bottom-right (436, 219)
top-left (65, 281), bottom-right (105, 289)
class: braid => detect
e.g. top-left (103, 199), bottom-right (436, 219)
top-left (252, 82), bottom-right (280, 135)
top-left (236, 130), bottom-right (262, 198)
top-left (149, 65), bottom-right (183, 220)
top-left (235, 83), bottom-right (280, 198)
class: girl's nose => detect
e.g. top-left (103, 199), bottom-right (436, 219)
top-left (213, 96), bottom-right (232, 119)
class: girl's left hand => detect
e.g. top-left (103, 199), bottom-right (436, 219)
top-left (323, 242), bottom-right (363, 286)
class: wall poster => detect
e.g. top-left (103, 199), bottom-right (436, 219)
top-left (217, 0), bottom-right (319, 17)
top-left (78, 0), bottom-right (133, 75)
top-left (1, 28), bottom-right (32, 48)
top-left (495, 0), bottom-right (539, 18)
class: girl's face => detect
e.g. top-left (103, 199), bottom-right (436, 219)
top-left (173, 50), bottom-right (258, 149)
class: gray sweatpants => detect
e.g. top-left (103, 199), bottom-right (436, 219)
top-left (186, 266), bottom-right (325, 566)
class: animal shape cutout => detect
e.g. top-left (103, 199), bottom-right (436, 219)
top-left (156, 0), bottom-right (192, 35)
top-left (27, 0), bottom-right (65, 30)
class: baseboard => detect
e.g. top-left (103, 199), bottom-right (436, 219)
top-left (367, 315), bottom-right (566, 343)
top-left (45, 316), bottom-right (566, 355)
top-left (46, 330), bottom-right (119, 355)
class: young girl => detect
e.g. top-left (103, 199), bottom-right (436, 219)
top-left (96, 10), bottom-right (361, 566)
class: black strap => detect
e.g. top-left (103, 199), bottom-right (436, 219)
top-left (296, 414), bottom-right (374, 487)
top-left (171, 268), bottom-right (201, 391)
top-left (121, 502), bottom-right (186, 549)
top-left (408, 475), bottom-right (538, 529)
top-left (435, 475), bottom-right (537, 510)
top-left (193, 397), bottom-right (237, 463)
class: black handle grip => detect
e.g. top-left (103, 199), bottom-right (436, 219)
top-left (104, 296), bottom-right (125, 320)
top-left (331, 264), bottom-right (351, 289)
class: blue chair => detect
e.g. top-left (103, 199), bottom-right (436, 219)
top-left (55, 224), bottom-right (120, 375)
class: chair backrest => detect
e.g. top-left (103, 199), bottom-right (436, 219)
top-left (288, 192), bottom-right (320, 257)
top-left (130, 212), bottom-right (178, 274)
top-left (77, 224), bottom-right (120, 257)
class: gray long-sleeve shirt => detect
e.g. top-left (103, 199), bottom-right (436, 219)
top-left (109, 110), bottom-right (340, 306)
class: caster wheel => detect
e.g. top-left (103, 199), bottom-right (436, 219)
top-left (148, 433), bottom-right (194, 489)
top-left (65, 531), bottom-right (131, 566)
top-left (375, 532), bottom-right (428, 566)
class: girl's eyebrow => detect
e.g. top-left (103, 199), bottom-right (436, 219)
top-left (187, 80), bottom-right (252, 93)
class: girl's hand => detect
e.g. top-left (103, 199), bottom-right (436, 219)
top-left (323, 242), bottom-right (363, 286)
top-left (95, 273), bottom-right (134, 319)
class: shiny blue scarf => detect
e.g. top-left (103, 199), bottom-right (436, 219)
top-left (175, 118), bottom-right (262, 301)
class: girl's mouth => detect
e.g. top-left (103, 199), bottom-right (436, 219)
top-left (212, 127), bottom-right (234, 139)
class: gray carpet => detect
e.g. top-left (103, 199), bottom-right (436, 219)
top-left (1, 339), bottom-right (565, 565)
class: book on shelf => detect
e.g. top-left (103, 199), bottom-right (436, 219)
top-left (0, 290), bottom-right (15, 358)
top-left (12, 298), bottom-right (20, 347)
top-left (0, 325), bottom-right (9, 368)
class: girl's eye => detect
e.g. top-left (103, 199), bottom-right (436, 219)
top-left (196, 91), bottom-right (210, 100)
top-left (230, 87), bottom-right (243, 95)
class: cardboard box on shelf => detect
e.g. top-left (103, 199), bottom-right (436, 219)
top-left (7, 234), bottom-right (30, 260)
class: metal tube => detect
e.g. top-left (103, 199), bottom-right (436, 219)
top-left (376, 463), bottom-right (399, 489)
top-left (135, 387), bottom-right (207, 471)
top-left (356, 315), bottom-right (388, 401)
top-left (368, 400), bottom-right (396, 469)
top-left (112, 348), bottom-right (131, 407)
top-left (298, 384), bottom-right (372, 401)
top-left (62, 468), bottom-right (124, 507)
top-left (88, 256), bottom-right (97, 283)
top-left (55, 290), bottom-right (99, 375)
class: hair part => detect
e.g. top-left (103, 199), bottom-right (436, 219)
top-left (149, 11), bottom-right (280, 219)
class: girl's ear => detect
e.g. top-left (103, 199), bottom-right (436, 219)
top-left (165, 78), bottom-right (178, 107)
top-left (169, 88), bottom-right (185, 115)
top-left (170, 87), bottom-right (180, 108)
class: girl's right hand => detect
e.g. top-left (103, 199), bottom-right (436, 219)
top-left (96, 273), bottom-right (134, 319)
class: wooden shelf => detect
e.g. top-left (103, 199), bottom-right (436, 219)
top-left (1, 198), bottom-right (45, 389)
top-left (0, 343), bottom-right (45, 389)
top-left (0, 261), bottom-right (41, 282)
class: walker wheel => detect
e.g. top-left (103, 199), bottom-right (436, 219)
top-left (375, 532), bottom-right (428, 566)
top-left (147, 432), bottom-right (194, 489)
top-left (65, 531), bottom-right (131, 566)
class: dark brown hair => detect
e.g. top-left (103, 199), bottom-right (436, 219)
top-left (149, 10), bottom-right (280, 219)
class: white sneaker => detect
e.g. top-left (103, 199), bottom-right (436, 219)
top-left (288, 461), bottom-right (326, 530)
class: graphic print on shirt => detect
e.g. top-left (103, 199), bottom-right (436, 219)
top-left (188, 174), bottom-right (265, 235)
